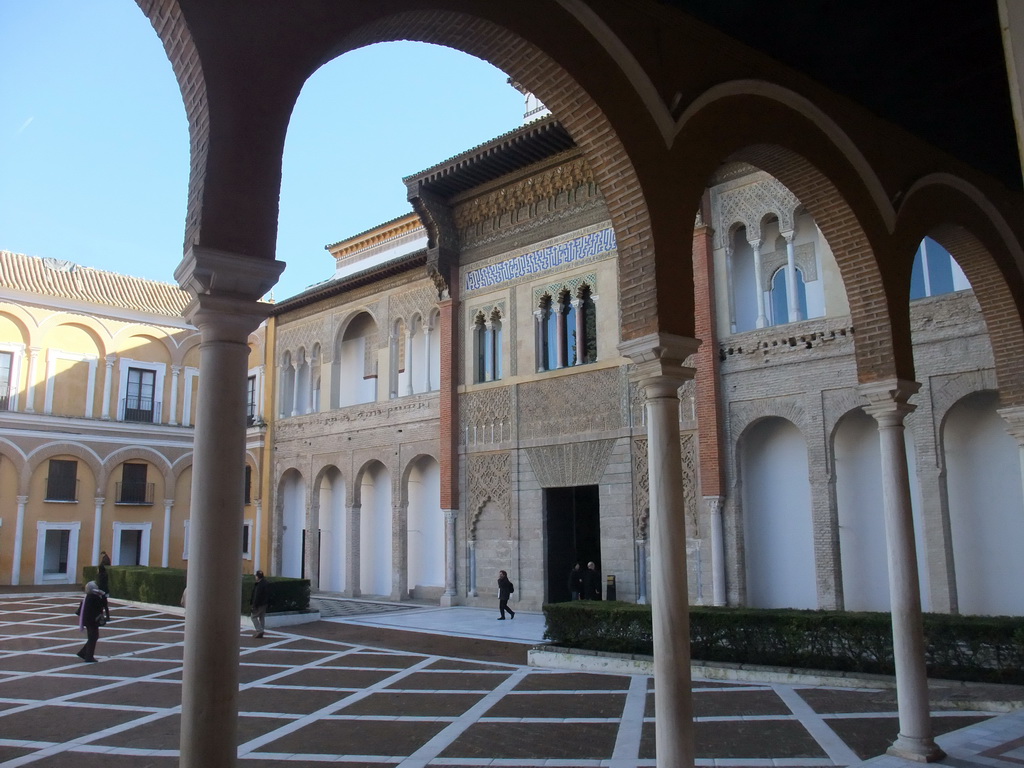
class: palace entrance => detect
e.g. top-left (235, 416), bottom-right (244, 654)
top-left (544, 485), bottom-right (600, 603)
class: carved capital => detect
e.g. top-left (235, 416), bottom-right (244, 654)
top-left (619, 333), bottom-right (700, 396)
top-left (859, 379), bottom-right (921, 427)
top-left (997, 405), bottom-right (1024, 445)
top-left (174, 245), bottom-right (284, 302)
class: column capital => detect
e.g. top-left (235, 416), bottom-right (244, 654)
top-left (444, 509), bottom-right (457, 523)
top-left (997, 404), bottom-right (1024, 444)
top-left (105, 354), bottom-right (117, 365)
top-left (619, 333), bottom-right (700, 392)
top-left (16, 495), bottom-right (28, 505)
top-left (93, 496), bottom-right (105, 505)
top-left (859, 379), bottom-right (921, 425)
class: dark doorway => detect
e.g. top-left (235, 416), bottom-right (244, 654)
top-left (545, 485), bottom-right (600, 602)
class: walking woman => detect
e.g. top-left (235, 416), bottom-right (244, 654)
top-left (76, 581), bottom-right (106, 662)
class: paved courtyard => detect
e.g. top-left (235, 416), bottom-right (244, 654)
top-left (0, 592), bottom-right (1022, 767)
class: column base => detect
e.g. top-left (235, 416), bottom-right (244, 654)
top-left (439, 594), bottom-right (459, 607)
top-left (887, 735), bottom-right (946, 762)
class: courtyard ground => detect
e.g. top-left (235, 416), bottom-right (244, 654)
top-left (0, 590), bottom-right (1021, 767)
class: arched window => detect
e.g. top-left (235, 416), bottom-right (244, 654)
top-left (536, 285), bottom-right (598, 371)
top-left (769, 267), bottom-right (807, 326)
top-left (910, 237), bottom-right (970, 299)
top-left (473, 309), bottom-right (502, 383)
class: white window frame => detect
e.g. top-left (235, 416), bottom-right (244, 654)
top-left (0, 342), bottom-right (25, 411)
top-left (243, 518), bottom-right (253, 560)
top-left (44, 350), bottom-right (98, 417)
top-left (112, 521), bottom-right (152, 566)
top-left (181, 367), bottom-right (199, 427)
top-left (117, 359), bottom-right (166, 422)
top-left (34, 521), bottom-right (81, 585)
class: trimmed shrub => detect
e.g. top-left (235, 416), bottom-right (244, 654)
top-left (543, 602), bottom-right (1024, 684)
top-left (82, 566), bottom-right (310, 615)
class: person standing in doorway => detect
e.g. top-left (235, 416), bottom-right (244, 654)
top-left (250, 570), bottom-right (270, 638)
top-left (497, 570), bottom-right (515, 620)
top-left (99, 550), bottom-right (111, 567)
top-left (568, 563), bottom-right (583, 600)
top-left (583, 561), bottom-right (601, 600)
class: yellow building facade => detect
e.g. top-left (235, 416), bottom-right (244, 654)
top-left (0, 251), bottom-right (271, 585)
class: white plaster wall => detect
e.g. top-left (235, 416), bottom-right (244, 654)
top-left (731, 234), bottom-right (758, 333)
top-left (944, 392), bottom-right (1024, 615)
top-left (406, 456), bottom-right (443, 589)
top-left (280, 472), bottom-right (305, 578)
top-left (318, 470), bottom-right (346, 593)
top-left (427, 312), bottom-right (441, 391)
top-left (339, 337), bottom-right (375, 406)
top-left (835, 409), bottom-right (889, 611)
top-left (359, 464), bottom-right (392, 596)
top-left (741, 417), bottom-right (817, 608)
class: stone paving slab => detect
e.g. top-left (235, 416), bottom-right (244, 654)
top-left (0, 592), bottom-right (1021, 768)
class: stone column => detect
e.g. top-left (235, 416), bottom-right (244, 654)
top-left (620, 332), bottom-right (701, 768)
top-left (101, 355), bottom-right (116, 420)
top-left (468, 538), bottom-right (477, 597)
top-left (11, 496), bottom-right (27, 585)
top-left (306, 497), bottom-right (321, 590)
top-left (705, 495), bottom-right (727, 606)
top-left (861, 380), bottom-right (944, 762)
top-left (346, 502), bottom-right (361, 597)
top-left (534, 309), bottom-right (546, 371)
top-left (724, 246), bottom-right (738, 334)
top-left (749, 238), bottom-right (767, 328)
top-left (24, 348), bottom-right (40, 413)
top-left (441, 509), bottom-right (458, 606)
top-left (162, 499), bottom-right (173, 567)
top-left (782, 231), bottom-right (802, 323)
top-left (422, 325), bottom-right (433, 392)
top-left (392, 501), bottom-right (409, 601)
top-left (404, 330), bottom-right (414, 396)
top-left (174, 246), bottom-right (283, 768)
top-left (92, 497), bottom-right (105, 567)
top-left (168, 365), bottom-right (181, 425)
top-left (555, 302), bottom-right (567, 368)
top-left (635, 538), bottom-right (648, 604)
top-left (572, 297), bottom-right (585, 365)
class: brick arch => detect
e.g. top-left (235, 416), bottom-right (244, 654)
top-left (136, 3), bottom-right (665, 336)
top-left (398, 452), bottom-right (440, 507)
top-left (351, 458), bottom-right (391, 508)
top-left (311, 462), bottom-right (346, 498)
top-left (22, 442), bottom-right (103, 491)
top-left (670, 86), bottom-right (906, 382)
top-left (100, 446), bottom-right (174, 490)
top-left (895, 176), bottom-right (1024, 406)
top-left (170, 453), bottom-right (193, 484)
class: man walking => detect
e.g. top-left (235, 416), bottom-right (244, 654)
top-left (250, 570), bottom-right (269, 638)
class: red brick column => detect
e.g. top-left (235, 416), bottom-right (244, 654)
top-left (692, 221), bottom-right (726, 498)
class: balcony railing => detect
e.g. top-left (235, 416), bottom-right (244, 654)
top-left (0, 392), bottom-right (10, 411)
top-left (121, 396), bottom-right (162, 424)
top-left (44, 476), bottom-right (79, 502)
top-left (116, 481), bottom-right (155, 505)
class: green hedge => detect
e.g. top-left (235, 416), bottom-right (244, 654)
top-left (82, 566), bottom-right (310, 615)
top-left (543, 601), bottom-right (1024, 685)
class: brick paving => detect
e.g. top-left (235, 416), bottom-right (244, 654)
top-left (0, 593), bottom-right (1020, 767)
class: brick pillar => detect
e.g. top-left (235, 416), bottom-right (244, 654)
top-left (692, 217), bottom-right (729, 605)
top-left (438, 294), bottom-right (460, 605)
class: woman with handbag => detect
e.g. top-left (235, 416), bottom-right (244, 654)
top-left (75, 581), bottom-right (106, 662)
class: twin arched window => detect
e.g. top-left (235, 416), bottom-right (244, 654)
top-left (473, 309), bottom-right (502, 383)
top-left (536, 284), bottom-right (596, 372)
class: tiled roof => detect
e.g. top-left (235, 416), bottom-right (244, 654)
top-left (0, 250), bottom-right (191, 317)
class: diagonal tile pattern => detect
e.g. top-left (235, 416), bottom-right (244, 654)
top-left (0, 593), bottom-right (1019, 767)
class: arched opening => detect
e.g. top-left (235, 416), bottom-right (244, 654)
top-left (943, 391), bottom-right (1024, 615)
top-left (317, 467), bottom-right (346, 593)
top-left (333, 312), bottom-right (378, 407)
top-left (406, 455), bottom-right (443, 597)
top-left (739, 417), bottom-right (816, 609)
top-left (278, 469), bottom-right (305, 578)
top-left (358, 461), bottom-right (392, 597)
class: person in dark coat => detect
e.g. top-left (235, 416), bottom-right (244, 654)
top-left (76, 581), bottom-right (106, 662)
top-left (582, 561), bottom-right (602, 600)
top-left (250, 570), bottom-right (270, 638)
top-left (95, 564), bottom-right (111, 622)
top-left (99, 551), bottom-right (111, 567)
top-left (497, 570), bottom-right (515, 620)
top-left (568, 563), bottom-right (583, 600)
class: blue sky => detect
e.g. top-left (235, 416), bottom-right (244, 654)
top-left (0, 2), bottom-right (525, 300)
